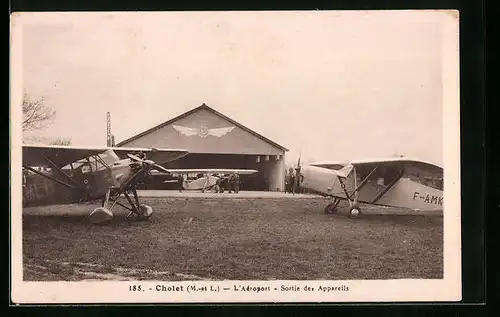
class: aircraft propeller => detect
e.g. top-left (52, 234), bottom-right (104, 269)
top-left (292, 153), bottom-right (302, 195)
top-left (127, 153), bottom-right (171, 174)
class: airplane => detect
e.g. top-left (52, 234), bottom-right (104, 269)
top-left (21, 144), bottom-right (189, 224)
top-left (152, 169), bottom-right (258, 193)
top-left (290, 156), bottom-right (443, 218)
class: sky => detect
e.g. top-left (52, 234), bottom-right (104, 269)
top-left (18, 11), bottom-right (448, 166)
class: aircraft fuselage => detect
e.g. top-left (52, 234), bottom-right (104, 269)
top-left (300, 164), bottom-right (443, 211)
top-left (22, 159), bottom-right (138, 207)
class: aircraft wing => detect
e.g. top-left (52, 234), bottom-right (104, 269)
top-left (22, 144), bottom-right (188, 168)
top-left (311, 157), bottom-right (443, 172)
top-left (112, 147), bottom-right (189, 164)
top-left (150, 168), bottom-right (259, 175)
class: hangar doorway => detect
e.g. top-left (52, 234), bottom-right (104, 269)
top-left (148, 153), bottom-right (284, 191)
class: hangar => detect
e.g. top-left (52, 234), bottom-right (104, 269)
top-left (116, 104), bottom-right (288, 191)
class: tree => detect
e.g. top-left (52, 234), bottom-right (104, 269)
top-left (49, 137), bottom-right (72, 146)
top-left (22, 93), bottom-right (56, 131)
top-left (23, 136), bottom-right (72, 146)
top-left (21, 93), bottom-right (72, 145)
top-left (23, 135), bottom-right (47, 144)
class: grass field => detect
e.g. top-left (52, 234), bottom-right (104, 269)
top-left (22, 197), bottom-right (443, 281)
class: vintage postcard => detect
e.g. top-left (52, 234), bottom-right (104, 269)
top-left (10, 10), bottom-right (461, 304)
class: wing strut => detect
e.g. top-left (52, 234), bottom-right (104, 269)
top-left (333, 165), bottom-right (381, 208)
top-left (371, 167), bottom-right (404, 204)
top-left (351, 166), bottom-right (378, 198)
top-left (37, 150), bottom-right (81, 188)
top-left (22, 165), bottom-right (77, 189)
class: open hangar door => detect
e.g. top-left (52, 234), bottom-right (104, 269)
top-left (147, 153), bottom-right (285, 191)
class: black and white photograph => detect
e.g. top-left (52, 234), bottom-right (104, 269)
top-left (10, 10), bottom-right (461, 303)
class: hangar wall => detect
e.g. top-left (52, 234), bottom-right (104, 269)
top-left (257, 155), bottom-right (285, 192)
top-left (120, 108), bottom-right (283, 156)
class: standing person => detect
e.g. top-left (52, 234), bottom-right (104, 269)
top-left (177, 173), bottom-right (184, 192)
top-left (288, 168), bottom-right (295, 193)
top-left (284, 169), bottom-right (290, 193)
top-left (215, 175), bottom-right (223, 193)
top-left (232, 173), bottom-right (240, 193)
top-left (227, 172), bottom-right (235, 193)
top-left (220, 174), bottom-right (228, 192)
top-left (295, 170), bottom-right (303, 193)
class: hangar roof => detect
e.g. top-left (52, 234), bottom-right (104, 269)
top-left (117, 103), bottom-right (289, 153)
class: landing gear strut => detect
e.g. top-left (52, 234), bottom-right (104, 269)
top-left (324, 198), bottom-right (340, 214)
top-left (123, 188), bottom-right (154, 221)
top-left (87, 186), bottom-right (154, 224)
top-left (324, 170), bottom-right (363, 218)
top-left (324, 200), bottom-right (362, 218)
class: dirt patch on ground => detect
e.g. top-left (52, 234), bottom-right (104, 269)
top-left (22, 198), bottom-right (443, 281)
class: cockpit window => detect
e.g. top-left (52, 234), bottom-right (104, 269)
top-left (61, 150), bottom-right (120, 172)
top-left (98, 150), bottom-right (120, 166)
top-left (404, 162), bottom-right (443, 191)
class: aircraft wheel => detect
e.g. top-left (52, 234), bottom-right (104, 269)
top-left (137, 204), bottom-right (154, 221)
top-left (88, 207), bottom-right (113, 224)
top-left (324, 202), bottom-right (338, 214)
top-left (348, 205), bottom-right (361, 218)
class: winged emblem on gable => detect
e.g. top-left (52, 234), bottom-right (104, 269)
top-left (172, 125), bottom-right (235, 138)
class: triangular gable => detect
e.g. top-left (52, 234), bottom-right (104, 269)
top-left (117, 104), bottom-right (288, 155)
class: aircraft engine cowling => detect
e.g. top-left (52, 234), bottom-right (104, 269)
top-left (300, 165), bottom-right (340, 196)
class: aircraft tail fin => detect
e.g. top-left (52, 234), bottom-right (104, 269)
top-left (336, 164), bottom-right (354, 178)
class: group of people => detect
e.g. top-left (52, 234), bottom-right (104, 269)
top-left (284, 168), bottom-right (300, 194)
top-left (215, 173), bottom-right (240, 193)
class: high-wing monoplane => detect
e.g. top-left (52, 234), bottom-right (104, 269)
top-left (153, 169), bottom-right (258, 193)
top-left (21, 144), bottom-right (188, 224)
top-left (291, 156), bottom-right (443, 218)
